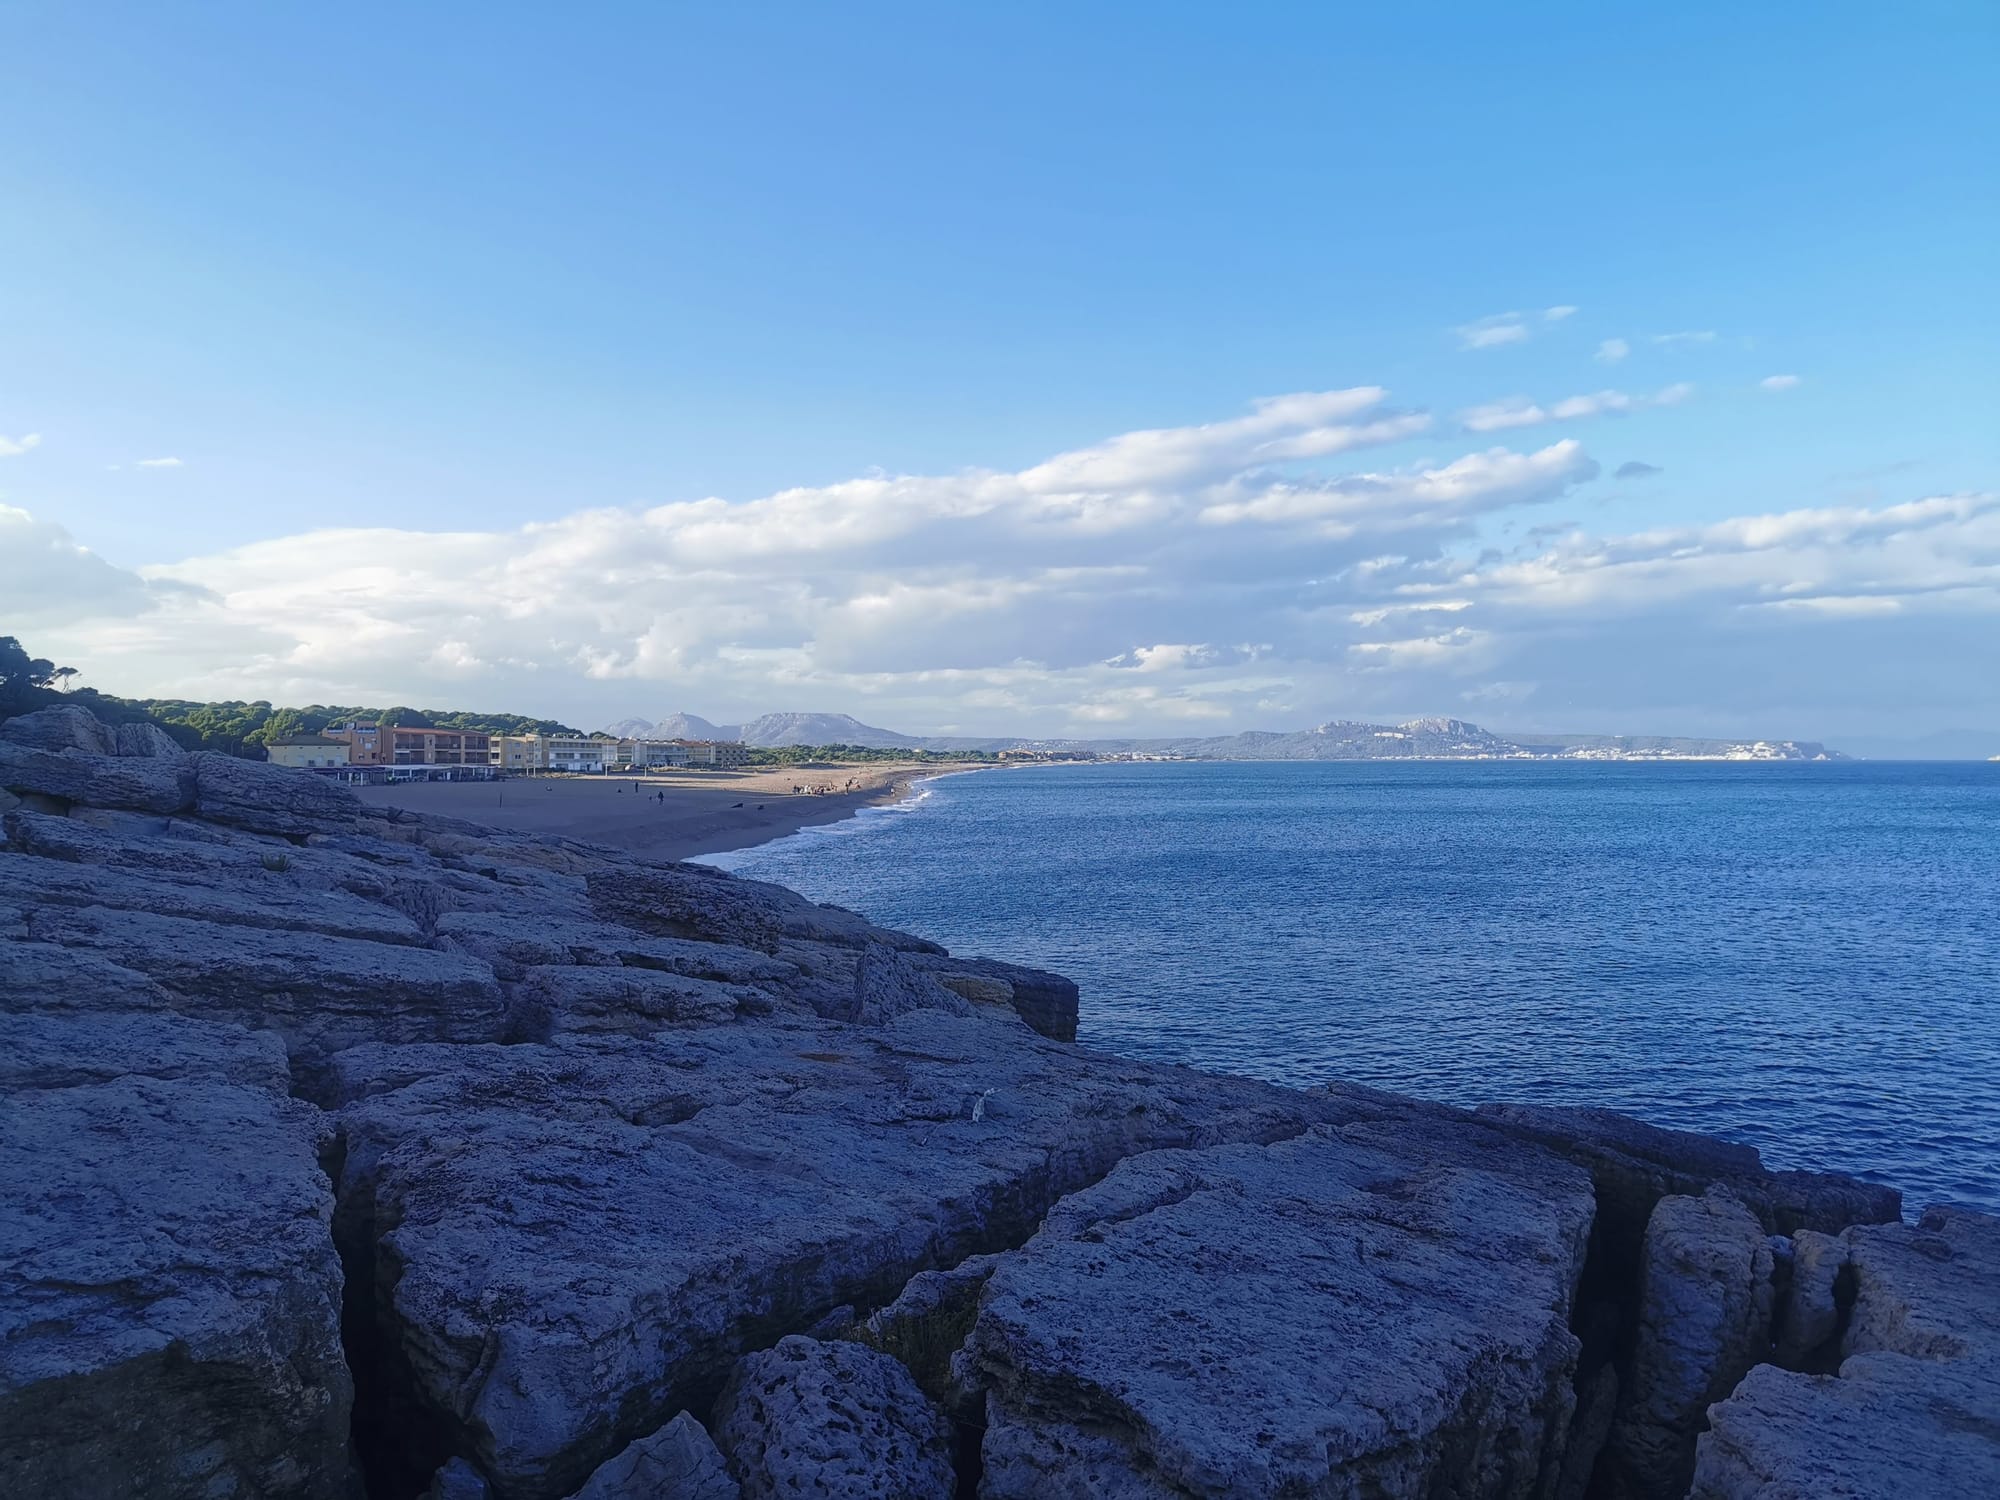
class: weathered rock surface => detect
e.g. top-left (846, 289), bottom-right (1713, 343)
top-left (331, 1015), bottom-right (1321, 1498)
top-left (1600, 1189), bottom-right (1776, 1499)
top-left (189, 749), bottom-right (364, 837)
top-left (1693, 1204), bottom-right (2000, 1498)
top-left (1772, 1226), bottom-right (1847, 1369)
top-left (563, 1412), bottom-right (737, 1500)
top-left (712, 1336), bottom-right (952, 1500)
top-left (964, 1119), bottom-right (1596, 1498)
top-left (0, 1002), bottom-right (353, 1498)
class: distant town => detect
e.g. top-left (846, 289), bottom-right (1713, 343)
top-left (265, 722), bottom-right (750, 783)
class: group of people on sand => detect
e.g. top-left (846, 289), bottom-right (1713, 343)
top-left (788, 778), bottom-right (861, 796)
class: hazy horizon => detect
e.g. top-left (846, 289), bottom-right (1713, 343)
top-left (4, 6), bottom-right (1994, 743)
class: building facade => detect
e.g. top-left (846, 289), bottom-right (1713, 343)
top-left (678, 739), bottom-right (749, 768)
top-left (265, 734), bottom-right (353, 770)
top-left (486, 734), bottom-right (616, 772)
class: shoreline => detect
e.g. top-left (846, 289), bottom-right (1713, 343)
top-left (350, 759), bottom-right (994, 863)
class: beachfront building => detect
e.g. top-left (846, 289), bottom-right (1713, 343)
top-left (618, 738), bottom-right (692, 770)
top-left (326, 722), bottom-right (490, 767)
top-left (265, 733), bottom-right (353, 770)
top-left (677, 739), bottom-right (749, 769)
top-left (487, 733), bottom-right (617, 773)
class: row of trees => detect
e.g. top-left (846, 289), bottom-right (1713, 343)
top-left (0, 637), bottom-right (584, 758)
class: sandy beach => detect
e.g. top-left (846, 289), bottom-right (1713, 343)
top-left (352, 761), bottom-right (981, 863)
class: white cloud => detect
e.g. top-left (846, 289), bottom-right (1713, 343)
top-left (1760, 374), bottom-right (1802, 392)
top-left (1458, 384), bottom-right (1693, 433)
top-left (1595, 338), bottom-right (1629, 363)
top-left (1454, 314), bottom-right (1531, 350)
top-left (1653, 331), bottom-right (1717, 348)
top-left (1, 433), bottom-right (42, 457)
top-left (10, 379), bottom-right (1994, 740)
top-left (1544, 306), bottom-right (1578, 321)
top-left (137, 456), bottom-right (184, 468)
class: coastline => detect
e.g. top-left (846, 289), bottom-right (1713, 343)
top-left (350, 759), bottom-right (990, 863)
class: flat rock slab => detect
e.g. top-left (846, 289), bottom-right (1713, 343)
top-left (331, 1012), bottom-right (1325, 1500)
top-left (0, 1026), bottom-right (353, 1499)
top-left (713, 1337), bottom-right (952, 1500)
top-left (1693, 1204), bottom-right (2000, 1498)
top-left (964, 1119), bottom-right (1596, 1499)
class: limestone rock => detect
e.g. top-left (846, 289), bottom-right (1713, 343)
top-left (512, 962), bottom-right (754, 1036)
top-left (852, 1254), bottom-right (1002, 1408)
top-left (188, 751), bottom-right (362, 837)
top-left (913, 953), bottom-right (1079, 1041)
top-left (0, 1033), bottom-right (353, 1497)
top-left (425, 1457), bottom-right (494, 1499)
top-left (562, 1412), bottom-right (737, 1499)
top-left (1600, 1188), bottom-right (1776, 1500)
top-left (1693, 1205), bottom-right (2000, 1498)
top-left (1475, 1102), bottom-right (1902, 1241)
top-left (964, 1120), bottom-right (1596, 1499)
top-left (586, 861), bottom-right (944, 956)
top-left (330, 1014), bottom-right (1324, 1498)
top-left (712, 1337), bottom-right (952, 1500)
top-left (1773, 1227), bottom-right (1848, 1369)
top-left (0, 739), bottom-right (195, 815)
top-left (22, 903), bottom-right (508, 1095)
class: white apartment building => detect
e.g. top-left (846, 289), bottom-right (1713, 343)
top-left (488, 734), bottom-right (617, 772)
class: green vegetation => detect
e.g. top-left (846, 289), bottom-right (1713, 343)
top-left (0, 637), bottom-right (167, 734)
top-left (744, 743), bottom-right (1001, 767)
top-left (0, 636), bottom-right (584, 758)
top-left (134, 700), bottom-right (585, 757)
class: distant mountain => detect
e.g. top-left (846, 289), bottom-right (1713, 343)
top-left (599, 711), bottom-right (740, 741)
top-left (737, 712), bottom-right (923, 749)
top-left (600, 709), bottom-right (1842, 761)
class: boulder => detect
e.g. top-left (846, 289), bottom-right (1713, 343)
top-left (1772, 1227), bottom-right (1848, 1370)
top-left (329, 1013), bottom-right (1325, 1498)
top-left (1599, 1188), bottom-right (1775, 1499)
top-left (1692, 1205), bottom-right (2000, 1498)
top-left (914, 953), bottom-right (1079, 1041)
top-left (586, 862), bottom-right (944, 955)
top-left (0, 1025), bottom-right (353, 1498)
top-left (712, 1337), bottom-right (952, 1500)
top-left (563, 1412), bottom-right (737, 1499)
top-left (964, 1120), bottom-right (1596, 1499)
top-left (188, 751), bottom-right (361, 838)
top-left (0, 739), bottom-right (195, 815)
top-left (0, 704), bottom-right (126, 754)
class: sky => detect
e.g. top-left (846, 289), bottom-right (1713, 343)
top-left (3, 2), bottom-right (1997, 747)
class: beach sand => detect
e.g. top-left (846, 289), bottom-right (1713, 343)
top-left (352, 761), bottom-right (977, 863)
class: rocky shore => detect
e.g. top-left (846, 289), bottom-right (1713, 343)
top-left (2, 704), bottom-right (1993, 1499)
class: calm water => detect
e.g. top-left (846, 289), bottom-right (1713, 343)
top-left (703, 761), bottom-right (2000, 1212)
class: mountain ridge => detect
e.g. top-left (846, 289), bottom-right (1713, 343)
top-left (598, 711), bottom-right (1845, 760)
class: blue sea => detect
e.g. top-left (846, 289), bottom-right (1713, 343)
top-left (701, 761), bottom-right (2000, 1212)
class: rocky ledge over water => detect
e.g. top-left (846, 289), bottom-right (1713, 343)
top-left (1, 703), bottom-right (1992, 1499)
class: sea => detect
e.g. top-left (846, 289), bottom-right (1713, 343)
top-left (699, 760), bottom-right (2000, 1212)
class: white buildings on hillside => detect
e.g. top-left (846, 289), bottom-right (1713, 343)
top-left (486, 734), bottom-right (748, 772)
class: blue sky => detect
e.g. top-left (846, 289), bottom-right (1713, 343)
top-left (3, 3), bottom-right (1996, 745)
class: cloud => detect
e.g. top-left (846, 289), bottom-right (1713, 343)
top-left (1458, 384), bottom-right (1693, 433)
top-left (1653, 331), bottom-right (1717, 348)
top-left (1760, 374), bottom-right (1801, 392)
top-left (1453, 314), bottom-right (1531, 350)
top-left (1595, 339), bottom-right (1629, 364)
top-left (12, 381), bottom-right (1994, 740)
top-left (1544, 306), bottom-right (1578, 321)
top-left (1614, 461), bottom-right (1663, 480)
top-left (137, 457), bottom-right (184, 468)
top-left (1, 433), bottom-right (43, 457)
